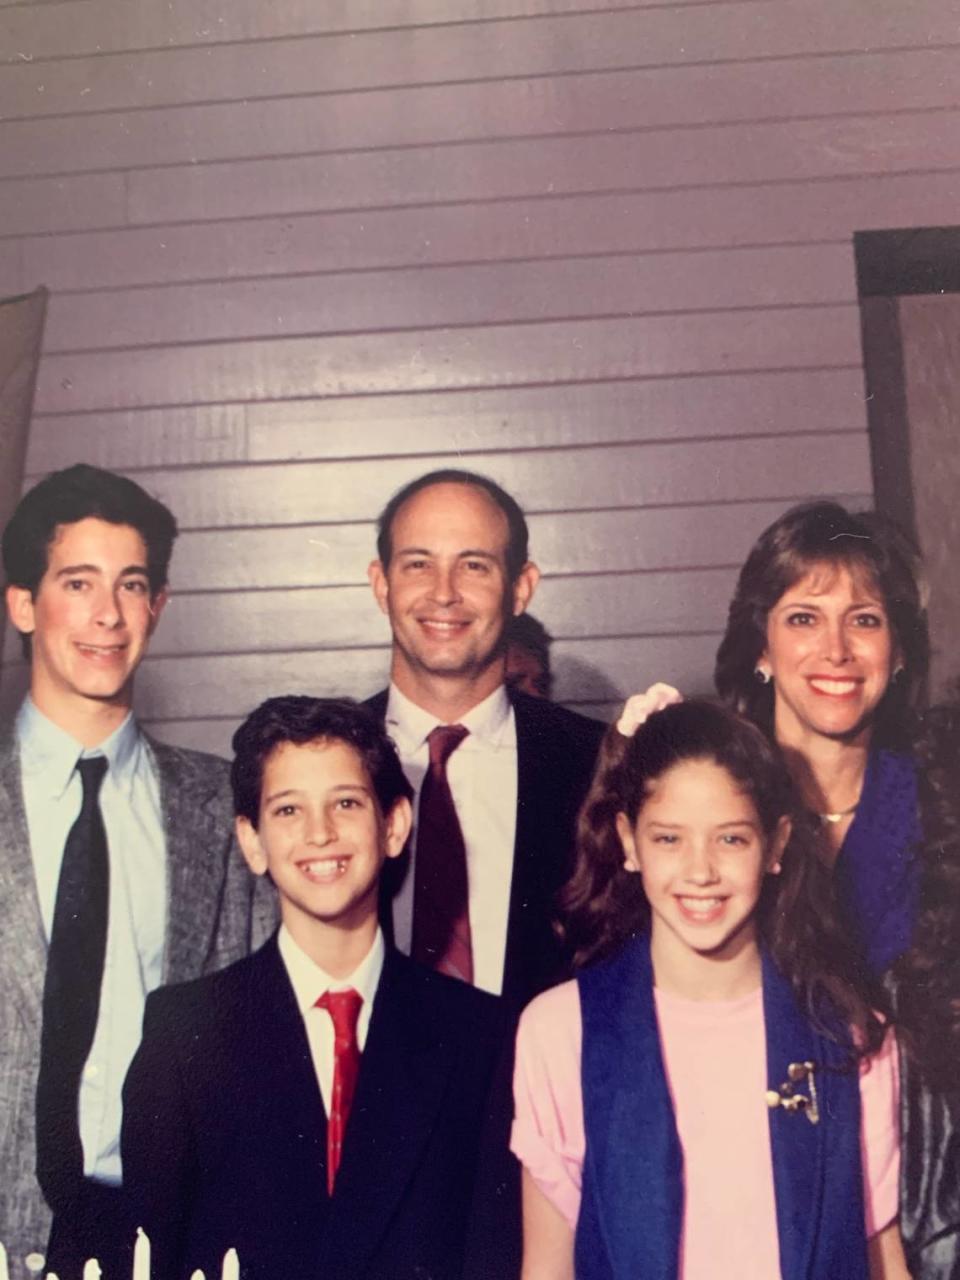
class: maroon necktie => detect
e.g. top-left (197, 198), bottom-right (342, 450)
top-left (412, 723), bottom-right (472, 983)
top-left (315, 988), bottom-right (363, 1195)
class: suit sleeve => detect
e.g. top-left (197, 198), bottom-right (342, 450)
top-left (121, 991), bottom-right (196, 1278)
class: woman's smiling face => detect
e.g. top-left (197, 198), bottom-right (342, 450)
top-left (761, 561), bottom-right (898, 749)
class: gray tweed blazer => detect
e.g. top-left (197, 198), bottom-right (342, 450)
top-left (0, 720), bottom-right (274, 1280)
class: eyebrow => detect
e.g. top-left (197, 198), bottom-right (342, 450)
top-left (55, 563), bottom-right (150, 578)
top-left (394, 546), bottom-right (498, 559)
top-left (262, 783), bottom-right (372, 805)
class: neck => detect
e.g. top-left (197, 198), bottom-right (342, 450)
top-left (650, 925), bottom-right (762, 1001)
top-left (776, 722), bottom-right (871, 816)
top-left (30, 684), bottom-right (131, 748)
top-left (285, 911), bottom-right (378, 981)
top-left (390, 657), bottom-right (506, 723)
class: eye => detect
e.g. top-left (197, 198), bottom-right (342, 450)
top-left (851, 612), bottom-right (884, 628)
top-left (463, 559), bottom-right (490, 573)
top-left (122, 579), bottom-right (150, 596)
top-left (785, 610), bottom-right (816, 626)
top-left (336, 796), bottom-right (362, 810)
top-left (272, 803), bottom-right (298, 818)
top-left (652, 833), bottom-right (679, 845)
top-left (719, 832), bottom-right (750, 847)
top-left (64, 578), bottom-right (90, 592)
top-left (401, 557), bottom-right (429, 572)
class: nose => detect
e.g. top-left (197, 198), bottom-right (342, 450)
top-left (94, 587), bottom-right (124, 629)
top-left (304, 807), bottom-right (337, 847)
top-left (428, 563), bottom-right (461, 607)
top-left (821, 615), bottom-right (851, 666)
top-left (683, 840), bottom-right (719, 886)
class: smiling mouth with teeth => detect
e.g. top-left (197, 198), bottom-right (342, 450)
top-left (299, 857), bottom-right (349, 881)
top-left (807, 678), bottom-right (861, 696)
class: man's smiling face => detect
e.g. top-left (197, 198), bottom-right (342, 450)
top-left (369, 481), bottom-right (536, 693)
top-left (7, 516), bottom-right (164, 717)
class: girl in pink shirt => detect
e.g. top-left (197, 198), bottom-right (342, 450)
top-left (512, 700), bottom-right (907, 1280)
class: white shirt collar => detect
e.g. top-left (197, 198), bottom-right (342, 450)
top-left (16, 696), bottom-right (142, 799)
top-left (278, 924), bottom-right (385, 1018)
top-left (385, 681), bottom-right (512, 752)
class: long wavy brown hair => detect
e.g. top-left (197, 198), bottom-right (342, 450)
top-left (560, 701), bottom-right (888, 1055)
top-left (890, 691), bottom-right (960, 1091)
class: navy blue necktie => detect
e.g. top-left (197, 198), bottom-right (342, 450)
top-left (36, 756), bottom-right (110, 1209)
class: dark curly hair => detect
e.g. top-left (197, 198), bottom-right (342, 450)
top-left (560, 701), bottom-right (887, 1054)
top-left (890, 689), bottom-right (960, 1091)
top-left (714, 501), bottom-right (929, 750)
top-left (231, 695), bottom-right (413, 828)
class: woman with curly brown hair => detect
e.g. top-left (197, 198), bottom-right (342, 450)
top-left (712, 500), bottom-right (960, 1278)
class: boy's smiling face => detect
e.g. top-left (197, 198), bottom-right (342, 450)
top-left (237, 738), bottom-right (411, 948)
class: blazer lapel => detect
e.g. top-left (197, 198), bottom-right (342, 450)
top-left (0, 725), bottom-right (48, 1026)
top-left (578, 938), bottom-right (682, 1280)
top-left (150, 738), bottom-right (231, 983)
top-left (322, 951), bottom-right (455, 1272)
top-left (762, 950), bottom-right (824, 1280)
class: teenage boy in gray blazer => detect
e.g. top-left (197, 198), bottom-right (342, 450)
top-left (0, 465), bottom-right (266, 1280)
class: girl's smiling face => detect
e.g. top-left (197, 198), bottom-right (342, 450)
top-left (616, 757), bottom-right (788, 974)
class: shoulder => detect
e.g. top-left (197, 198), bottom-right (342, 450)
top-left (144, 941), bottom-right (267, 1027)
top-left (388, 949), bottom-right (502, 1023)
top-left (145, 734), bottom-right (231, 785)
top-left (511, 691), bottom-right (605, 752)
top-left (518, 978), bottom-right (581, 1041)
top-left (363, 689), bottom-right (389, 721)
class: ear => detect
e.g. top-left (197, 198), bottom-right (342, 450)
top-left (615, 810), bottom-right (641, 873)
top-left (510, 560), bottom-right (541, 617)
top-left (368, 560), bottom-right (390, 616)
top-left (236, 815), bottom-right (269, 877)
top-left (5, 584), bottom-right (36, 637)
top-left (383, 795), bottom-right (413, 859)
top-left (767, 815), bottom-right (792, 875)
top-left (147, 587), bottom-right (169, 635)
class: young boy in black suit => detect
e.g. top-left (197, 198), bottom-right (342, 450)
top-left (121, 697), bottom-right (505, 1280)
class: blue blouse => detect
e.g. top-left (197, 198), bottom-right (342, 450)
top-left (833, 749), bottom-right (922, 976)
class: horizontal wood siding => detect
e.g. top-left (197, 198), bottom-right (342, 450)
top-left (1, 0), bottom-right (956, 749)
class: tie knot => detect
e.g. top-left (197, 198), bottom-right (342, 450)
top-left (427, 723), bottom-right (469, 772)
top-left (76, 756), bottom-right (108, 801)
top-left (316, 987), bottom-right (363, 1040)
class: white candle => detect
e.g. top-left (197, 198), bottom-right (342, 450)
top-left (220, 1249), bottom-right (239, 1280)
top-left (0, 1242), bottom-right (8, 1280)
top-left (82, 1261), bottom-right (101, 1280)
top-left (133, 1228), bottom-right (150, 1280)
top-left (189, 1271), bottom-right (206, 1280)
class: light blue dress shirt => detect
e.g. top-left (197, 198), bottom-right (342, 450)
top-left (17, 698), bottom-right (167, 1185)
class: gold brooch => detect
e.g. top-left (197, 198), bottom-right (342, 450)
top-left (765, 1060), bottom-right (819, 1124)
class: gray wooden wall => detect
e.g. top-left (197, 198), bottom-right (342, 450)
top-left (2, 0), bottom-right (959, 753)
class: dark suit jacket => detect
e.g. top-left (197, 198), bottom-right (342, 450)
top-left (121, 936), bottom-right (505, 1280)
top-left (0, 721), bottom-right (271, 1280)
top-left (368, 687), bottom-right (605, 1008)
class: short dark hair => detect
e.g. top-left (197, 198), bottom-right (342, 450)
top-left (2, 463), bottom-right (177, 597)
top-left (375, 468), bottom-right (530, 582)
top-left (714, 501), bottom-right (929, 748)
top-left (505, 612), bottom-right (553, 697)
top-left (231, 695), bottom-right (413, 828)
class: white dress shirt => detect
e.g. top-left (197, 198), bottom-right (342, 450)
top-left (17, 698), bottom-right (167, 1185)
top-left (278, 925), bottom-right (384, 1115)
top-left (385, 682), bottom-right (518, 996)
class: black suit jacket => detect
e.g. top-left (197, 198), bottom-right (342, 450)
top-left (368, 687), bottom-right (605, 1008)
top-left (121, 937), bottom-right (504, 1280)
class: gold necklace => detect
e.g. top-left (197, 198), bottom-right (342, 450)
top-left (817, 801), bottom-right (859, 825)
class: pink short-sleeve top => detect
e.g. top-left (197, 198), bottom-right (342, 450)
top-left (511, 980), bottom-right (899, 1280)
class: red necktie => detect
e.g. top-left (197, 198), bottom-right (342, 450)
top-left (412, 724), bottom-right (472, 984)
top-left (315, 988), bottom-right (363, 1195)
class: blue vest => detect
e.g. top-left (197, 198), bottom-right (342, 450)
top-left (575, 936), bottom-right (868, 1280)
